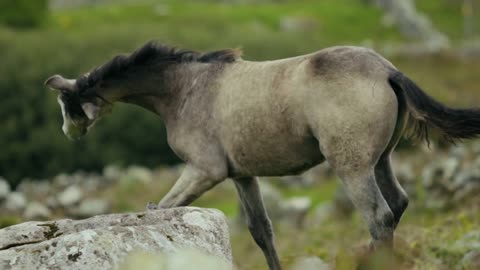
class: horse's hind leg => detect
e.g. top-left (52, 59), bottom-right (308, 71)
top-left (375, 91), bottom-right (409, 228)
top-left (375, 155), bottom-right (409, 229)
top-left (335, 165), bottom-right (395, 248)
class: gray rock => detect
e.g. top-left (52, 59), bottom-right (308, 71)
top-left (289, 256), bottom-right (331, 270)
top-left (0, 207), bottom-right (232, 270)
top-left (0, 177), bottom-right (10, 201)
top-left (458, 250), bottom-right (480, 270)
top-left (4, 192), bottom-right (27, 212)
top-left (23, 201), bottom-right (52, 220)
top-left (70, 198), bottom-right (110, 218)
top-left (373, 0), bottom-right (450, 50)
top-left (57, 185), bottom-right (83, 207)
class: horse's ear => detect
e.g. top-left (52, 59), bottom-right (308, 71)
top-left (81, 102), bottom-right (100, 120)
top-left (45, 74), bottom-right (76, 92)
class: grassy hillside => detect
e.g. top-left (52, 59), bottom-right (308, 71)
top-left (0, 0), bottom-right (479, 181)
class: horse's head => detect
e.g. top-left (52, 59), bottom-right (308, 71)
top-left (45, 74), bottom-right (113, 140)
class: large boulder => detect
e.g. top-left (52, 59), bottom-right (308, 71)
top-left (0, 207), bottom-right (232, 270)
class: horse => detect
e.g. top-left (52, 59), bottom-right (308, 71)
top-left (45, 41), bottom-right (480, 270)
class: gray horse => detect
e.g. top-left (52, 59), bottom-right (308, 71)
top-left (45, 41), bottom-right (480, 270)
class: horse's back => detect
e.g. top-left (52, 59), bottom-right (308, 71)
top-left (214, 46), bottom-right (399, 176)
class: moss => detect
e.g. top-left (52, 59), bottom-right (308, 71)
top-left (0, 215), bottom-right (22, 229)
top-left (37, 222), bottom-right (61, 240)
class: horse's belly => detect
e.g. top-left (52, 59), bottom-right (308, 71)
top-left (226, 135), bottom-right (325, 177)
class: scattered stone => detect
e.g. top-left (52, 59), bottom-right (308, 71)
top-left (70, 198), bottom-right (110, 218)
top-left (373, 0), bottom-right (450, 51)
top-left (57, 185), bottom-right (83, 207)
top-left (0, 177), bottom-right (10, 201)
top-left (17, 180), bottom-right (50, 200)
top-left (280, 197), bottom-right (311, 227)
top-left (52, 173), bottom-right (72, 189)
top-left (23, 202), bottom-right (51, 220)
top-left (122, 165), bottom-right (154, 184)
top-left (332, 186), bottom-right (354, 217)
top-left (119, 249), bottom-right (232, 270)
top-left (279, 16), bottom-right (318, 32)
top-left (46, 196), bottom-right (59, 209)
top-left (4, 192), bottom-right (27, 212)
top-left (279, 164), bottom-right (332, 187)
top-left (237, 182), bottom-right (311, 228)
top-left (290, 256), bottom-right (331, 270)
top-left (0, 207), bottom-right (232, 270)
top-left (458, 250), bottom-right (480, 270)
top-left (257, 181), bottom-right (284, 220)
top-left (103, 165), bottom-right (123, 182)
top-left (453, 231), bottom-right (480, 251)
top-left (309, 202), bottom-right (335, 226)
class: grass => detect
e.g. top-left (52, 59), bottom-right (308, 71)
top-left (90, 166), bottom-right (480, 270)
top-left (1, 1), bottom-right (480, 269)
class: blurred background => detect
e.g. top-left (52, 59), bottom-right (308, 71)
top-left (0, 0), bottom-right (479, 269)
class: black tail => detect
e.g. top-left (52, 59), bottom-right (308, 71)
top-left (388, 71), bottom-right (480, 144)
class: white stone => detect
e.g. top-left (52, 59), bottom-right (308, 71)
top-left (0, 177), bottom-right (10, 200)
top-left (119, 249), bottom-right (232, 270)
top-left (23, 201), bottom-right (52, 220)
top-left (122, 165), bottom-right (153, 184)
top-left (290, 256), bottom-right (331, 270)
top-left (70, 198), bottom-right (110, 218)
top-left (4, 192), bottom-right (27, 212)
top-left (57, 185), bottom-right (83, 207)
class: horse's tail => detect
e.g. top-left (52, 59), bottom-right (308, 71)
top-left (388, 70), bottom-right (480, 144)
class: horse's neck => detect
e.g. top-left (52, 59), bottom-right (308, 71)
top-left (117, 62), bottom-right (221, 122)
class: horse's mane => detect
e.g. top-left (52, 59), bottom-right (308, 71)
top-left (76, 41), bottom-right (242, 91)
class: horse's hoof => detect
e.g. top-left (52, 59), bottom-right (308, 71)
top-left (146, 202), bottom-right (159, 211)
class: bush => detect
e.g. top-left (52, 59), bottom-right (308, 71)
top-left (0, 0), bottom-right (48, 28)
top-left (0, 30), bottom-right (179, 185)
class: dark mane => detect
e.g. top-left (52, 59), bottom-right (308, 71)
top-left (76, 41), bottom-right (242, 91)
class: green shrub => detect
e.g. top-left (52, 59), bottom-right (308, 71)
top-left (0, 0), bottom-right (48, 28)
top-left (0, 30), bottom-right (179, 185)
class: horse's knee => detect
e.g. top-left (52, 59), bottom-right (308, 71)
top-left (370, 209), bottom-right (395, 242)
top-left (247, 216), bottom-right (274, 249)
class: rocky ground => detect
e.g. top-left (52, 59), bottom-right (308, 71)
top-left (1, 142), bottom-right (480, 269)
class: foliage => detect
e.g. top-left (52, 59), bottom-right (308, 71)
top-left (0, 0), bottom-right (48, 28)
top-left (0, 30), bottom-right (179, 185)
top-left (0, 0), bottom-right (479, 183)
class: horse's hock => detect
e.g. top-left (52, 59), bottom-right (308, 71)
top-left (0, 207), bottom-right (233, 270)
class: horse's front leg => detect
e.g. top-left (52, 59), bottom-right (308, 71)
top-left (233, 177), bottom-right (282, 270)
top-left (147, 164), bottom-right (226, 209)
